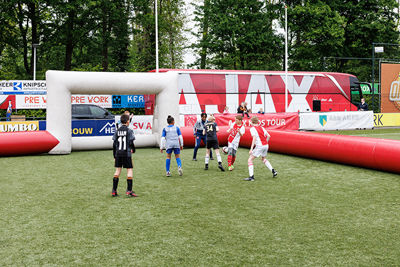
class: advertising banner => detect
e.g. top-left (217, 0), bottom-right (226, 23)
top-left (71, 95), bottom-right (112, 108)
top-left (112, 95), bottom-right (145, 108)
top-left (213, 113), bottom-right (300, 130)
top-left (36, 120), bottom-right (116, 136)
top-left (0, 80), bottom-right (46, 94)
top-left (0, 121), bottom-right (39, 132)
top-left (0, 95), bottom-right (16, 109)
top-left (71, 120), bottom-right (116, 137)
top-left (300, 111), bottom-right (374, 130)
top-left (15, 95), bottom-right (47, 109)
top-left (374, 113), bottom-right (400, 127)
top-left (180, 113), bottom-right (299, 130)
top-left (15, 95), bottom-right (113, 109)
top-left (115, 115), bottom-right (153, 135)
top-left (381, 63), bottom-right (400, 112)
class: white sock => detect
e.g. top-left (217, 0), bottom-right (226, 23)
top-left (248, 164), bottom-right (254, 177)
top-left (217, 154), bottom-right (222, 163)
top-left (263, 159), bottom-right (273, 171)
top-left (205, 156), bottom-right (209, 164)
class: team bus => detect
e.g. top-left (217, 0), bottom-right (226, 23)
top-left (147, 69), bottom-right (364, 114)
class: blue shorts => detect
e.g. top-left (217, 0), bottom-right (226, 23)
top-left (166, 148), bottom-right (180, 155)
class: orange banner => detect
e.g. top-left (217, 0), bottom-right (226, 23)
top-left (381, 63), bottom-right (400, 112)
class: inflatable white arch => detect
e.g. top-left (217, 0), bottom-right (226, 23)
top-left (46, 70), bottom-right (179, 154)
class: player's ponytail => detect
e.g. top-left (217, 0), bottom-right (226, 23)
top-left (167, 115), bottom-right (174, 124)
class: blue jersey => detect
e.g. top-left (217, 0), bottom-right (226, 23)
top-left (162, 125), bottom-right (182, 149)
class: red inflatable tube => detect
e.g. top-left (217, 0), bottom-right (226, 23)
top-left (181, 126), bottom-right (400, 173)
top-left (180, 126), bottom-right (230, 147)
top-left (0, 131), bottom-right (59, 156)
top-left (244, 130), bottom-right (400, 173)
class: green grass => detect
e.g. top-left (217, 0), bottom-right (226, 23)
top-left (1, 129), bottom-right (400, 265)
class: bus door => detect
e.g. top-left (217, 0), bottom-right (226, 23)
top-left (351, 82), bottom-right (370, 107)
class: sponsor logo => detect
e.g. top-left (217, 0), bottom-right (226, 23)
top-left (13, 82), bottom-right (22, 91)
top-left (227, 118), bottom-right (286, 127)
top-left (0, 121), bottom-right (39, 132)
top-left (113, 95), bottom-right (121, 105)
top-left (100, 122), bottom-right (116, 134)
top-left (72, 128), bottom-right (93, 135)
top-left (131, 122), bottom-right (152, 130)
top-left (319, 115), bottom-right (327, 126)
top-left (389, 73), bottom-right (400, 111)
top-left (374, 114), bottom-right (383, 126)
top-left (389, 80), bottom-right (400, 101)
top-left (127, 95), bottom-right (144, 103)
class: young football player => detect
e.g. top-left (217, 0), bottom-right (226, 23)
top-left (193, 112), bottom-right (213, 161)
top-left (226, 115), bottom-right (245, 171)
top-left (116, 110), bottom-right (133, 129)
top-left (244, 116), bottom-right (277, 181)
top-left (160, 115), bottom-right (184, 177)
top-left (112, 114), bottom-right (137, 197)
top-left (203, 115), bottom-right (225, 171)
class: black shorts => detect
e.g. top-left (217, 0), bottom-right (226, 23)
top-left (115, 156), bottom-right (133, 168)
top-left (206, 139), bottom-right (219, 149)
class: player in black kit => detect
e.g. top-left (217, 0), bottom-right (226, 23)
top-left (203, 115), bottom-right (225, 171)
top-left (112, 114), bottom-right (137, 197)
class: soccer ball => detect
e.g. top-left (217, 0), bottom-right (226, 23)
top-left (222, 146), bottom-right (229, 154)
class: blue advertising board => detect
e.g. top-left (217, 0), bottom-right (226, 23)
top-left (112, 95), bottom-right (145, 108)
top-left (39, 119), bottom-right (116, 137)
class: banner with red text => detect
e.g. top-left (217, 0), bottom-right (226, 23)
top-left (115, 115), bottom-right (153, 135)
top-left (181, 113), bottom-right (299, 130)
top-left (15, 95), bottom-right (112, 109)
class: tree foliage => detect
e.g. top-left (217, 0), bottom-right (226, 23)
top-left (0, 0), bottom-right (399, 83)
top-left (192, 0), bottom-right (282, 70)
top-left (0, 0), bottom-right (187, 79)
top-left (191, 0), bottom-right (399, 81)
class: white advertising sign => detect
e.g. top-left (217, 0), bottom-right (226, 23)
top-left (115, 115), bottom-right (153, 135)
top-left (0, 80), bottom-right (47, 93)
top-left (300, 111), bottom-right (374, 130)
top-left (16, 95), bottom-right (112, 109)
top-left (71, 95), bottom-right (112, 108)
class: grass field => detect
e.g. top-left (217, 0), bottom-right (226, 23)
top-left (1, 129), bottom-right (400, 266)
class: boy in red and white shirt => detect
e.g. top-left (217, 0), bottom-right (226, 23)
top-left (244, 116), bottom-right (277, 181)
top-left (226, 115), bottom-right (245, 171)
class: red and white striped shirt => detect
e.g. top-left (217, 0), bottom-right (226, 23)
top-left (250, 125), bottom-right (268, 147)
top-left (228, 123), bottom-right (245, 144)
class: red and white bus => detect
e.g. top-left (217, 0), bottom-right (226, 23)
top-left (147, 69), bottom-right (362, 114)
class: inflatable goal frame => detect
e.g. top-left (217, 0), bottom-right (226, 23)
top-left (46, 70), bottom-right (179, 154)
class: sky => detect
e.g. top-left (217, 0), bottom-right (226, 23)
top-left (182, 0), bottom-right (198, 67)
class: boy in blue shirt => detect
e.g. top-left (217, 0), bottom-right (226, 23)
top-left (160, 116), bottom-right (184, 177)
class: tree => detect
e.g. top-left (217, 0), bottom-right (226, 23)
top-left (130, 0), bottom-right (186, 71)
top-left (192, 0), bottom-right (282, 70)
top-left (284, 0), bottom-right (399, 81)
top-left (288, 1), bottom-right (345, 70)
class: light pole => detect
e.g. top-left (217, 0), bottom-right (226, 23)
top-left (32, 43), bottom-right (39, 80)
top-left (284, 3), bottom-right (288, 112)
top-left (155, 1), bottom-right (159, 73)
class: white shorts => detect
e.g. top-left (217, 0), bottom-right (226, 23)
top-left (252, 145), bottom-right (269, 158)
top-left (228, 141), bottom-right (239, 151)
